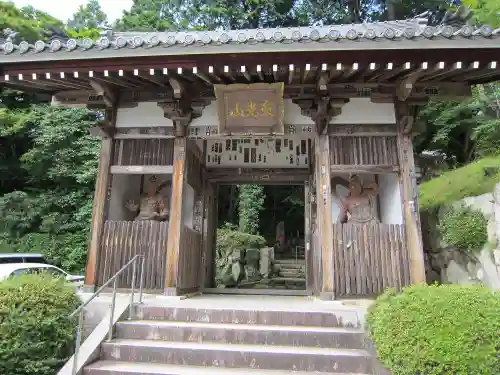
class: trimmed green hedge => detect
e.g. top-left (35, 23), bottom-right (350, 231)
top-left (0, 274), bottom-right (80, 375)
top-left (367, 284), bottom-right (500, 375)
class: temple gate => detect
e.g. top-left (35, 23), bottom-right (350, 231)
top-left (1, 20), bottom-right (498, 299)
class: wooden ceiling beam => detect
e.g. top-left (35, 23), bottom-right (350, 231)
top-left (374, 62), bottom-right (412, 83)
top-left (328, 63), bottom-right (345, 83)
top-left (207, 66), bottom-right (223, 83)
top-left (132, 69), bottom-right (168, 87)
top-left (460, 61), bottom-right (498, 82)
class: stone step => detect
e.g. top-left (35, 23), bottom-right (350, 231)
top-left (84, 361), bottom-right (371, 375)
top-left (274, 259), bottom-right (305, 265)
top-left (134, 305), bottom-right (361, 328)
top-left (100, 340), bottom-right (372, 373)
top-left (275, 264), bottom-right (305, 270)
top-left (115, 320), bottom-right (365, 349)
top-left (279, 270), bottom-right (304, 278)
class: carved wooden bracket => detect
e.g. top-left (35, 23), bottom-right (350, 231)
top-left (395, 100), bottom-right (421, 135)
top-left (89, 79), bottom-right (116, 108)
top-left (294, 97), bottom-right (349, 134)
top-left (158, 98), bottom-right (208, 137)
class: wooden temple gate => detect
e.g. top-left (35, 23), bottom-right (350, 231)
top-left (93, 113), bottom-right (416, 298)
top-left (3, 20), bottom-right (495, 298)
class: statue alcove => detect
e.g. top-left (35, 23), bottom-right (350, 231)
top-left (331, 173), bottom-right (404, 225)
top-left (107, 174), bottom-right (172, 222)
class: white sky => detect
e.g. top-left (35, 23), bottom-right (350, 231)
top-left (10, 0), bottom-right (133, 22)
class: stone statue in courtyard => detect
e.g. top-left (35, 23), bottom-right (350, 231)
top-left (125, 175), bottom-right (169, 221)
top-left (336, 175), bottom-right (379, 224)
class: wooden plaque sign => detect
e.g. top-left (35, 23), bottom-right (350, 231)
top-left (214, 83), bottom-right (284, 135)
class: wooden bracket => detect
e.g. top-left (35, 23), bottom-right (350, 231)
top-left (312, 97), bottom-right (349, 134)
top-left (316, 73), bottom-right (329, 94)
top-left (89, 79), bottom-right (116, 107)
top-left (168, 77), bottom-right (184, 99)
top-left (158, 97), bottom-right (207, 137)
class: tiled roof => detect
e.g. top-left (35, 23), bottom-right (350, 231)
top-left (0, 19), bottom-right (498, 61)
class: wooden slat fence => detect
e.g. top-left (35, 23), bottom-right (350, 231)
top-left (112, 139), bottom-right (175, 166)
top-left (177, 225), bottom-right (203, 294)
top-left (330, 136), bottom-right (398, 166)
top-left (98, 220), bottom-right (169, 290)
top-left (332, 223), bottom-right (410, 297)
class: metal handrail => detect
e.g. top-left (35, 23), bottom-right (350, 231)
top-left (70, 254), bottom-right (145, 375)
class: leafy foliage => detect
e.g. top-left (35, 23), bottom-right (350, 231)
top-left (0, 274), bottom-right (80, 375)
top-left (367, 284), bottom-right (500, 375)
top-left (462, 0), bottom-right (500, 27)
top-left (416, 85), bottom-right (500, 166)
top-left (0, 1), bottom-right (64, 42)
top-left (438, 205), bottom-right (488, 253)
top-left (67, 0), bottom-right (109, 31)
top-left (419, 156), bottom-right (500, 209)
top-left (0, 106), bottom-right (100, 272)
top-left (216, 224), bottom-right (266, 257)
top-left (238, 185), bottom-right (265, 235)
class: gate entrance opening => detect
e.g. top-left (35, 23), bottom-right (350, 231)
top-left (208, 184), bottom-right (306, 295)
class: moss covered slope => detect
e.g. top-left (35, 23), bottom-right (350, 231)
top-left (419, 156), bottom-right (500, 210)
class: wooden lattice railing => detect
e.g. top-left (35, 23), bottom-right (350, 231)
top-left (98, 220), bottom-right (169, 290)
top-left (332, 223), bottom-right (410, 297)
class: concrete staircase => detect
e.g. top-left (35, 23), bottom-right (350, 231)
top-left (83, 302), bottom-right (375, 375)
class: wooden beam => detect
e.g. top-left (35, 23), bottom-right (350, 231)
top-left (110, 165), bottom-right (174, 174)
top-left (395, 101), bottom-right (426, 285)
top-left (84, 112), bottom-right (115, 290)
top-left (164, 137), bottom-right (187, 295)
top-left (315, 135), bottom-right (334, 299)
top-left (89, 79), bottom-right (116, 107)
top-left (331, 165), bottom-right (399, 173)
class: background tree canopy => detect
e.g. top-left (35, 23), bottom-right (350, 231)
top-left (0, 0), bottom-right (498, 271)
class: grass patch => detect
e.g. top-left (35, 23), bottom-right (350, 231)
top-left (419, 156), bottom-right (500, 209)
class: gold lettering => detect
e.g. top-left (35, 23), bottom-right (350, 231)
top-left (245, 101), bottom-right (258, 118)
top-left (261, 100), bottom-right (274, 116)
top-left (229, 103), bottom-right (244, 117)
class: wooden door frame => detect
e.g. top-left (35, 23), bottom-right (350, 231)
top-left (201, 179), bottom-right (312, 295)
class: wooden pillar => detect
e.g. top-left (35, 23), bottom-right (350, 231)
top-left (315, 134), bottom-right (335, 299)
top-left (164, 137), bottom-right (187, 295)
top-left (396, 102), bottom-right (426, 284)
top-left (84, 137), bottom-right (113, 290)
top-left (201, 181), bottom-right (216, 288)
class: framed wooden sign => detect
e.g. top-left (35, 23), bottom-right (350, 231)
top-left (214, 83), bottom-right (284, 135)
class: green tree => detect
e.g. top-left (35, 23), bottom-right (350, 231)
top-left (238, 185), bottom-right (265, 235)
top-left (0, 1), bottom-right (64, 42)
top-left (462, 0), bottom-right (500, 27)
top-left (0, 106), bottom-right (100, 271)
top-left (68, 0), bottom-right (109, 31)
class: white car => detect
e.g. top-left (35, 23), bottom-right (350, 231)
top-left (0, 263), bottom-right (85, 287)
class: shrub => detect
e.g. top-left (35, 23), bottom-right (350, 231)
top-left (0, 274), bottom-right (80, 375)
top-left (216, 224), bottom-right (266, 257)
top-left (438, 205), bottom-right (488, 254)
top-left (367, 284), bottom-right (500, 375)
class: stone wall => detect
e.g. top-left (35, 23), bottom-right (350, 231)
top-left (423, 183), bottom-right (500, 289)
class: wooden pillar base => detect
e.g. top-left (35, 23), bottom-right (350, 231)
top-left (319, 292), bottom-right (335, 301)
